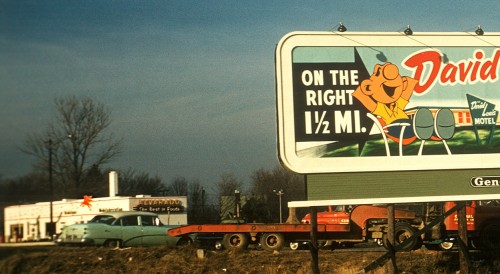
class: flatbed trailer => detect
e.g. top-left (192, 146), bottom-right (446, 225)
top-left (168, 223), bottom-right (351, 251)
top-left (168, 204), bottom-right (420, 251)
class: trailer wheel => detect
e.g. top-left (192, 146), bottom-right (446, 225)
top-left (222, 233), bottom-right (248, 251)
top-left (289, 242), bottom-right (300, 250)
top-left (480, 223), bottom-right (500, 249)
top-left (383, 223), bottom-right (419, 252)
top-left (260, 233), bottom-right (285, 251)
top-left (214, 241), bottom-right (223, 250)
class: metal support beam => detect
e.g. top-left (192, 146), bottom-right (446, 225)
top-left (360, 202), bottom-right (465, 273)
top-left (387, 204), bottom-right (398, 274)
top-left (309, 207), bottom-right (320, 274)
top-left (457, 202), bottom-right (470, 273)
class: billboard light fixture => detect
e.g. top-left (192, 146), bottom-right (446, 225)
top-left (475, 25), bottom-right (484, 35)
top-left (336, 22), bottom-right (347, 32)
top-left (404, 25), bottom-right (413, 35)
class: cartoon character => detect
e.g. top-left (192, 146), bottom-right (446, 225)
top-left (352, 62), bottom-right (455, 147)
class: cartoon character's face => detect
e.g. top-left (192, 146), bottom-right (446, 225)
top-left (359, 62), bottom-right (408, 104)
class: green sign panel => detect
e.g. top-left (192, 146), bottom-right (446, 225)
top-left (289, 169), bottom-right (500, 207)
top-left (466, 94), bottom-right (498, 144)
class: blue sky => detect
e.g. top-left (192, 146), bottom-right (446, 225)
top-left (1, 0), bottom-right (500, 189)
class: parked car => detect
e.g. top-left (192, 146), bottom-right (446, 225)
top-left (55, 211), bottom-right (194, 247)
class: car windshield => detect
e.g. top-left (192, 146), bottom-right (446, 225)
top-left (89, 215), bottom-right (116, 225)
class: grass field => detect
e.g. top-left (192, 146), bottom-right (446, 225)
top-left (322, 128), bottom-right (500, 157)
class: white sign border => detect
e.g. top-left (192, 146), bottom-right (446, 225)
top-left (276, 31), bottom-right (500, 174)
top-left (288, 193), bottom-right (500, 208)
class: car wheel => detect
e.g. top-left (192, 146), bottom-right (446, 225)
top-left (177, 236), bottom-right (193, 246)
top-left (425, 241), bottom-right (454, 251)
top-left (105, 239), bottom-right (121, 248)
top-left (480, 223), bottom-right (500, 249)
top-left (383, 223), bottom-right (419, 252)
top-left (439, 241), bottom-right (454, 250)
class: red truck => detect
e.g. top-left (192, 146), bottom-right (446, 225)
top-left (437, 201), bottom-right (500, 250)
top-left (301, 201), bottom-right (500, 251)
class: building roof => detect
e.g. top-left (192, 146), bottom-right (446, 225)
top-left (96, 211), bottom-right (158, 218)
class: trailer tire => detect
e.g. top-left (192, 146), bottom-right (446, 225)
top-left (260, 233), bottom-right (285, 251)
top-left (214, 241), bottom-right (223, 250)
top-left (289, 242), bottom-right (300, 250)
top-left (480, 222), bottom-right (500, 249)
top-left (222, 233), bottom-right (248, 251)
top-left (383, 223), bottom-right (419, 252)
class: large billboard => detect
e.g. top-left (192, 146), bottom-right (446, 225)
top-left (276, 32), bottom-right (500, 175)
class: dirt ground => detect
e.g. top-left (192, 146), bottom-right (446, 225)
top-left (1, 245), bottom-right (500, 274)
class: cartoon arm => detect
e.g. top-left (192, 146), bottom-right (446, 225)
top-left (352, 80), bottom-right (377, 112)
top-left (400, 77), bottom-right (418, 101)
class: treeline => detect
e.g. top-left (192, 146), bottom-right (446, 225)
top-left (0, 165), bottom-right (306, 225)
top-left (0, 95), bottom-right (307, 225)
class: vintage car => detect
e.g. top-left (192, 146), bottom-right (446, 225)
top-left (55, 211), bottom-right (194, 247)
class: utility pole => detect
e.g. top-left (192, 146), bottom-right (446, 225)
top-left (273, 189), bottom-right (284, 223)
top-left (48, 139), bottom-right (55, 239)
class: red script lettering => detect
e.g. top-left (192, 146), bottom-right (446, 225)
top-left (403, 49), bottom-right (500, 95)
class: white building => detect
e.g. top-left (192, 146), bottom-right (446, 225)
top-left (4, 195), bottom-right (188, 242)
top-left (3, 172), bottom-right (188, 242)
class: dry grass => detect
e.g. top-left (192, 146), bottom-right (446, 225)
top-left (1, 245), bottom-right (500, 274)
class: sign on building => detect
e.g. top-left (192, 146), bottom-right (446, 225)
top-left (275, 32), bottom-right (500, 205)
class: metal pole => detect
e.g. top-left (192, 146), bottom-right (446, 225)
top-left (279, 193), bottom-right (282, 223)
top-left (387, 204), bottom-right (397, 274)
top-left (234, 190), bottom-right (240, 219)
top-left (310, 207), bottom-right (320, 274)
top-left (201, 187), bottom-right (205, 216)
top-left (457, 201), bottom-right (470, 273)
top-left (48, 139), bottom-right (54, 239)
top-left (273, 189), bottom-right (284, 223)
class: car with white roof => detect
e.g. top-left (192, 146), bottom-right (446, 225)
top-left (55, 211), bottom-right (193, 247)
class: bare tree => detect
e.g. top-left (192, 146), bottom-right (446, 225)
top-left (167, 176), bottom-right (188, 196)
top-left (0, 172), bottom-right (51, 203)
top-left (22, 95), bottom-right (122, 198)
top-left (217, 173), bottom-right (243, 196)
top-left (251, 166), bottom-right (304, 198)
top-left (249, 166), bottom-right (305, 223)
top-left (119, 169), bottom-right (166, 196)
top-left (167, 177), bottom-right (215, 223)
top-left (187, 180), bottom-right (205, 223)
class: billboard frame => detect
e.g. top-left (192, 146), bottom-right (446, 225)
top-left (276, 32), bottom-right (500, 206)
top-left (276, 31), bottom-right (500, 175)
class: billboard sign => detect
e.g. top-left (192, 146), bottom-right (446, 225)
top-left (276, 32), bottom-right (500, 174)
